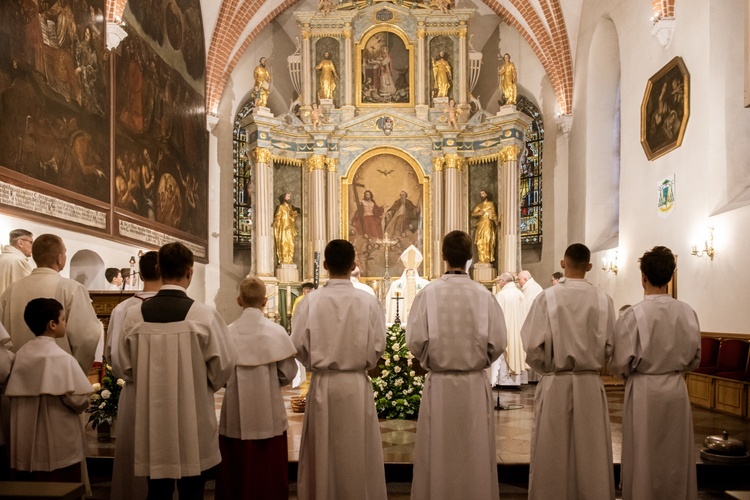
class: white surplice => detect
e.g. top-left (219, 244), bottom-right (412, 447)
top-left (407, 274), bottom-right (507, 500)
top-left (351, 277), bottom-right (376, 296)
top-left (521, 278), bottom-right (615, 500)
top-left (492, 281), bottom-right (528, 386)
top-left (611, 294), bottom-right (701, 500)
top-left (5, 336), bottom-right (92, 472)
top-left (220, 307), bottom-right (297, 440)
top-left (119, 299), bottom-right (237, 479)
top-left (0, 245), bottom-right (32, 297)
top-left (291, 279), bottom-right (387, 500)
top-left (0, 267), bottom-right (102, 374)
top-left (521, 277), bottom-right (544, 313)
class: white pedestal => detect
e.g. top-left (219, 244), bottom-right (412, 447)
top-left (276, 264), bottom-right (299, 283)
top-left (415, 104), bottom-right (429, 121)
top-left (473, 262), bottom-right (496, 282)
top-left (255, 106), bottom-right (273, 117)
top-left (496, 104), bottom-right (517, 116)
top-left (432, 96), bottom-right (449, 108)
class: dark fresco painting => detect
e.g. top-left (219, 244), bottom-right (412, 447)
top-left (0, 0), bottom-right (110, 202)
top-left (115, 0), bottom-right (207, 239)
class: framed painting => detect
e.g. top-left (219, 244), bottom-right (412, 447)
top-left (356, 27), bottom-right (414, 107)
top-left (640, 56), bottom-right (690, 160)
top-left (341, 147), bottom-right (429, 278)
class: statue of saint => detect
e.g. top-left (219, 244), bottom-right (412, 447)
top-left (273, 192), bottom-right (299, 265)
top-left (498, 53), bottom-right (517, 106)
top-left (253, 57), bottom-right (271, 108)
top-left (432, 51), bottom-right (452, 98)
top-left (471, 190), bottom-right (498, 263)
top-left (315, 51), bottom-right (338, 100)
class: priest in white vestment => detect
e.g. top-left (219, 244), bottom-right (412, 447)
top-left (385, 245), bottom-right (430, 324)
top-left (0, 229), bottom-right (33, 297)
top-left (407, 231), bottom-right (506, 500)
top-left (291, 239), bottom-right (387, 500)
top-left (491, 272), bottom-right (528, 386)
top-left (610, 246), bottom-right (700, 500)
top-left (107, 251), bottom-right (161, 500)
top-left (521, 243), bottom-right (615, 500)
top-left (351, 265), bottom-right (376, 296)
top-left (518, 269), bottom-right (543, 312)
top-left (0, 234), bottom-right (101, 374)
top-left (118, 243), bottom-right (237, 497)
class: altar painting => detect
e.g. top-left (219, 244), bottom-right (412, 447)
top-left (358, 29), bottom-right (412, 106)
top-left (344, 149), bottom-right (428, 278)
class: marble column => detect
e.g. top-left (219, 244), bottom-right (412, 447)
top-left (431, 156), bottom-right (444, 278)
top-left (554, 115), bottom-right (573, 263)
top-left (443, 153), bottom-right (465, 234)
top-left (417, 25), bottom-right (426, 106)
top-left (253, 147), bottom-right (274, 276)
top-left (458, 25), bottom-right (467, 105)
top-left (326, 158), bottom-right (340, 241)
top-left (307, 154), bottom-right (328, 269)
top-left (499, 145), bottom-right (521, 273)
top-left (344, 27), bottom-right (353, 107)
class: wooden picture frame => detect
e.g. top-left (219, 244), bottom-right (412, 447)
top-left (640, 56), bottom-right (690, 161)
top-left (356, 26), bottom-right (414, 108)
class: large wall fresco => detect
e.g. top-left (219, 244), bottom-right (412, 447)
top-left (0, 0), bottom-right (110, 203)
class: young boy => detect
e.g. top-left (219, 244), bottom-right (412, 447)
top-left (215, 277), bottom-right (297, 500)
top-left (5, 298), bottom-right (92, 482)
top-left (611, 246), bottom-right (700, 500)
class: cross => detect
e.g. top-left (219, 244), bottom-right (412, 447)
top-left (392, 291), bottom-right (404, 325)
top-left (374, 232), bottom-right (398, 279)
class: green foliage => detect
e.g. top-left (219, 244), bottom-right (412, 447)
top-left (371, 323), bottom-right (423, 419)
top-left (86, 357), bottom-right (124, 428)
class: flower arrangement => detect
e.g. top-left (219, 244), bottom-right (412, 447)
top-left (371, 323), bottom-right (424, 419)
top-left (86, 358), bottom-right (125, 429)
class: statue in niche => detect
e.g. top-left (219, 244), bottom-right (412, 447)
top-left (498, 53), bottom-right (517, 106)
top-left (471, 190), bottom-right (499, 263)
top-left (273, 192), bottom-right (299, 265)
top-left (253, 57), bottom-right (271, 108)
top-left (432, 51), bottom-right (452, 98)
top-left (316, 51), bottom-right (339, 100)
top-left (318, 0), bottom-right (335, 16)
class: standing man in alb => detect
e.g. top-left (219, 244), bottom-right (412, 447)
top-left (611, 246), bottom-right (700, 500)
top-left (291, 239), bottom-right (387, 500)
top-left (518, 269), bottom-right (543, 312)
top-left (407, 230), bottom-right (506, 500)
top-left (0, 229), bottom-right (33, 297)
top-left (521, 243), bottom-right (615, 500)
top-left (491, 272), bottom-right (528, 387)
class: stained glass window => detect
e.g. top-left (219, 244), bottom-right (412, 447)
top-left (233, 102), bottom-right (255, 250)
top-left (517, 96), bottom-right (543, 246)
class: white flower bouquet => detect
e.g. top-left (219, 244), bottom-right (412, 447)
top-left (371, 323), bottom-right (424, 419)
top-left (86, 357), bottom-right (125, 429)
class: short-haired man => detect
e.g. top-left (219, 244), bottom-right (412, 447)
top-left (119, 242), bottom-right (237, 499)
top-left (350, 265), bottom-right (376, 296)
top-left (0, 229), bottom-right (33, 296)
top-left (107, 251), bottom-right (161, 500)
top-left (291, 282), bottom-right (314, 316)
top-left (611, 246), bottom-right (700, 500)
top-left (105, 268), bottom-right (122, 291)
top-left (491, 271), bottom-right (528, 387)
top-left (407, 231), bottom-right (507, 499)
top-left (521, 243), bottom-right (615, 499)
top-left (291, 239), bottom-right (387, 499)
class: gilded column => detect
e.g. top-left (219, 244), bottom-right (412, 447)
top-left (458, 26), bottom-right (467, 105)
top-left (431, 156), bottom-right (445, 278)
top-left (443, 153), bottom-right (465, 234)
top-left (499, 145), bottom-right (521, 273)
top-left (307, 154), bottom-right (328, 267)
top-left (344, 27), bottom-right (353, 107)
top-left (326, 158), bottom-right (340, 241)
top-left (302, 27), bottom-right (312, 106)
top-left (253, 147), bottom-right (274, 276)
top-left (417, 25), bottom-right (426, 106)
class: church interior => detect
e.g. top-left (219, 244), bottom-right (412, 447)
top-left (2, 0), bottom-right (750, 496)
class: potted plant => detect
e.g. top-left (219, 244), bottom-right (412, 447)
top-left (86, 357), bottom-right (125, 442)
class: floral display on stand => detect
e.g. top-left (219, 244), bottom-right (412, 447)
top-left (86, 358), bottom-right (125, 432)
top-left (372, 322), bottom-right (424, 419)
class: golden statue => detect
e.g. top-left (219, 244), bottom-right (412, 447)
top-left (432, 51), bottom-right (452, 98)
top-left (273, 192), bottom-right (299, 264)
top-left (471, 190), bottom-right (499, 263)
top-left (498, 53), bottom-right (517, 106)
top-left (253, 57), bottom-right (271, 107)
top-left (315, 51), bottom-right (338, 100)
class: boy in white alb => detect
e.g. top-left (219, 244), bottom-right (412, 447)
top-left (5, 298), bottom-right (92, 482)
top-left (215, 277), bottom-right (298, 500)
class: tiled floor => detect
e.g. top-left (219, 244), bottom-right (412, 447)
top-left (86, 379), bottom-right (750, 498)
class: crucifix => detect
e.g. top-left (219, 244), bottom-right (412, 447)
top-left (392, 292), bottom-right (404, 325)
top-left (374, 232), bottom-right (398, 303)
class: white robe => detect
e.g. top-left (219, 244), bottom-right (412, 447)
top-left (407, 274), bottom-right (506, 500)
top-left (492, 282), bottom-right (528, 385)
top-left (521, 278), bottom-right (615, 500)
top-left (119, 300), bottom-right (237, 479)
top-left (291, 279), bottom-right (387, 500)
top-left (351, 277), bottom-right (376, 296)
top-left (385, 272), bottom-right (430, 324)
top-left (0, 267), bottom-right (102, 374)
top-left (611, 294), bottom-right (701, 500)
top-left (0, 245), bottom-right (32, 297)
top-left (220, 307), bottom-right (297, 440)
top-left (521, 277), bottom-right (544, 313)
top-left (106, 292), bottom-right (156, 500)
top-left (5, 336), bottom-right (92, 472)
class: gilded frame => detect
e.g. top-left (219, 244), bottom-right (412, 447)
top-left (356, 25), bottom-right (414, 108)
top-left (640, 56), bottom-right (690, 161)
top-left (341, 147), bottom-right (430, 278)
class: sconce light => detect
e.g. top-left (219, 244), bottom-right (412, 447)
top-left (129, 256), bottom-right (136, 266)
top-left (601, 251), bottom-right (619, 276)
top-left (691, 227), bottom-right (715, 261)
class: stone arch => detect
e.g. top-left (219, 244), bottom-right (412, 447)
top-left (69, 249), bottom-right (106, 290)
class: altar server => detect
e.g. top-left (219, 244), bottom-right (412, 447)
top-left (611, 246), bottom-right (700, 500)
top-left (521, 243), bottom-right (616, 500)
top-left (291, 239), bottom-right (387, 500)
top-left (407, 230), bottom-right (507, 500)
top-left (215, 276), bottom-right (297, 500)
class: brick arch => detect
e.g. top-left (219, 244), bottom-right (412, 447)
top-left (651, 0), bottom-right (675, 19)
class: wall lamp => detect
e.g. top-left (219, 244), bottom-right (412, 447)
top-left (691, 227), bottom-right (715, 261)
top-left (601, 251), bottom-right (618, 275)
